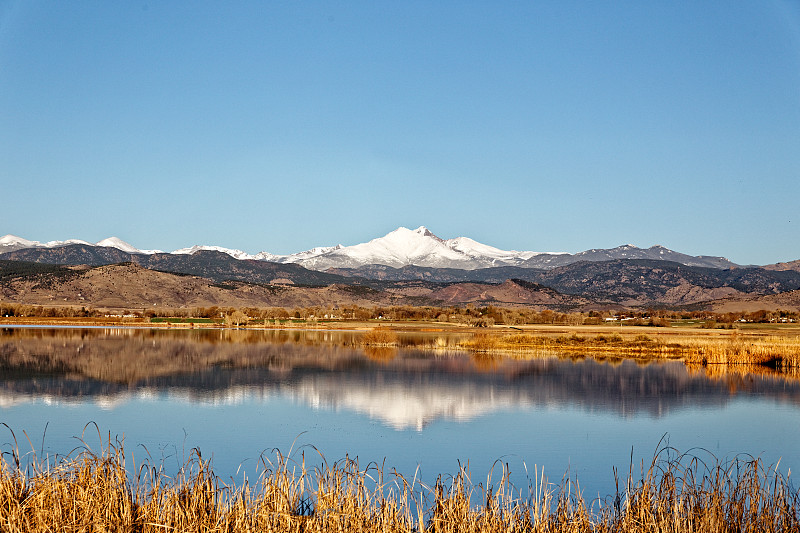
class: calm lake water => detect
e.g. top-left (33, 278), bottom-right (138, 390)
top-left (1, 326), bottom-right (799, 501)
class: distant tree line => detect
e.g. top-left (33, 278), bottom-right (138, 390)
top-left (2, 302), bottom-right (797, 325)
top-left (0, 303), bottom-right (98, 318)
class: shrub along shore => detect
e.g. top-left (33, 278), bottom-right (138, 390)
top-left (0, 437), bottom-right (797, 532)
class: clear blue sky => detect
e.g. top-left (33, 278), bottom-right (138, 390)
top-left (1, 1), bottom-right (798, 264)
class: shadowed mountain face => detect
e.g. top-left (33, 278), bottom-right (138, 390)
top-left (0, 244), bottom-right (136, 265)
top-left (0, 248), bottom-right (351, 286)
top-left (330, 262), bottom-right (800, 305)
top-left (6, 255), bottom-right (800, 309)
top-left (533, 260), bottom-right (800, 303)
top-left (1, 262), bottom-right (575, 309)
top-left (2, 328), bottom-right (799, 429)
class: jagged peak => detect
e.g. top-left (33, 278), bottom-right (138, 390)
top-left (413, 225), bottom-right (433, 236)
top-left (414, 226), bottom-right (444, 242)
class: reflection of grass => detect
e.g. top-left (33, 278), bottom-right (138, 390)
top-left (363, 345), bottom-right (398, 362)
top-left (1, 436), bottom-right (797, 532)
top-left (461, 333), bottom-right (680, 355)
top-left (686, 361), bottom-right (800, 381)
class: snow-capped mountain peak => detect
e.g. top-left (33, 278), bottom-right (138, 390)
top-left (0, 234), bottom-right (38, 249)
top-left (284, 226), bottom-right (527, 270)
top-left (0, 234), bottom-right (90, 252)
top-left (346, 226), bottom-right (464, 266)
top-left (413, 225), bottom-right (443, 242)
top-left (96, 237), bottom-right (141, 254)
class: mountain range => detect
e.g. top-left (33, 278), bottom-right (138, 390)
top-left (0, 226), bottom-right (740, 271)
top-left (2, 227), bottom-right (800, 310)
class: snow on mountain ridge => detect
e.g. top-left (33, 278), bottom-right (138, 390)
top-left (45, 239), bottom-right (91, 247)
top-left (1, 234), bottom-right (151, 254)
top-left (1, 229), bottom-right (738, 270)
top-left (96, 237), bottom-right (142, 254)
top-left (253, 244), bottom-right (343, 263)
top-left (0, 228), bottom-right (551, 268)
top-left (445, 236), bottom-right (540, 263)
top-left (171, 245), bottom-right (257, 260)
top-left (0, 235), bottom-right (37, 247)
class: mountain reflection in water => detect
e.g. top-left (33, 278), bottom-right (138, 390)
top-left (2, 327), bottom-right (799, 430)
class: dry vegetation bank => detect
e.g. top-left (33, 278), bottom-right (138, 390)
top-left (0, 436), bottom-right (797, 533)
top-left (459, 331), bottom-right (800, 369)
top-left (3, 302), bottom-right (800, 370)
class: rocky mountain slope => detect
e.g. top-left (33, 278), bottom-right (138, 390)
top-left (4, 256), bottom-right (800, 310)
top-left (1, 261), bottom-right (588, 310)
top-left (710, 289), bottom-right (800, 313)
top-left (0, 262), bottom-right (393, 309)
top-left (530, 260), bottom-right (800, 305)
top-left (763, 260), bottom-right (800, 273)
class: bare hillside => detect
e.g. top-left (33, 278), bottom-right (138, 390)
top-left (0, 263), bottom-right (394, 309)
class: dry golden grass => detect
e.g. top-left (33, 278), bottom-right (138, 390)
top-left (1, 432), bottom-right (798, 532)
top-left (461, 332), bottom-right (683, 357)
top-left (362, 327), bottom-right (400, 346)
top-left (684, 334), bottom-right (800, 369)
top-left (460, 332), bottom-right (800, 369)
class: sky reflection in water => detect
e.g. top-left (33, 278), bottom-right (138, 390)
top-left (1, 326), bottom-right (799, 500)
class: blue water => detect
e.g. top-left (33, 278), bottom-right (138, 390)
top-left (1, 327), bottom-right (799, 501)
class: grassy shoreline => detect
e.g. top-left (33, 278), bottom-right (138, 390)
top-left (3, 317), bottom-right (799, 370)
top-left (1, 438), bottom-right (797, 532)
top-left (459, 331), bottom-right (800, 369)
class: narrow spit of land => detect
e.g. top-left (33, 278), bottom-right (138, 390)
top-left (457, 327), bottom-right (800, 370)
